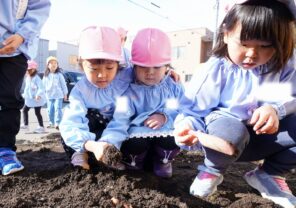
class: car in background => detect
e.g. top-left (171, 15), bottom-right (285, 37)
top-left (61, 70), bottom-right (84, 100)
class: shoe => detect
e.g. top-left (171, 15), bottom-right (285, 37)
top-left (0, 149), bottom-right (24, 175)
top-left (244, 168), bottom-right (296, 208)
top-left (47, 124), bottom-right (54, 128)
top-left (20, 124), bottom-right (29, 130)
top-left (33, 126), bottom-right (45, 133)
top-left (55, 125), bottom-right (59, 130)
top-left (190, 171), bottom-right (224, 197)
top-left (154, 162), bottom-right (172, 178)
top-left (71, 152), bottom-right (90, 170)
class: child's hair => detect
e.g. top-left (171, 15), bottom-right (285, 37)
top-left (27, 60), bottom-right (38, 77)
top-left (213, 0), bottom-right (295, 72)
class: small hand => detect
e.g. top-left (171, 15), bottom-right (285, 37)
top-left (64, 95), bottom-right (68, 101)
top-left (168, 70), bottom-right (180, 82)
top-left (173, 126), bottom-right (198, 146)
top-left (84, 140), bottom-right (110, 161)
top-left (248, 105), bottom-right (279, 134)
top-left (35, 96), bottom-right (41, 101)
top-left (144, 113), bottom-right (166, 130)
top-left (0, 34), bottom-right (24, 55)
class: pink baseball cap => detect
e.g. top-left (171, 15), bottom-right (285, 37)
top-left (225, 0), bottom-right (296, 19)
top-left (27, 60), bottom-right (38, 69)
top-left (117, 27), bottom-right (128, 39)
top-left (131, 28), bottom-right (171, 67)
top-left (79, 26), bottom-right (123, 62)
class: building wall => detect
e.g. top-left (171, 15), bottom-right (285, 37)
top-left (56, 42), bottom-right (79, 71)
top-left (167, 28), bottom-right (213, 82)
top-left (35, 39), bottom-right (50, 73)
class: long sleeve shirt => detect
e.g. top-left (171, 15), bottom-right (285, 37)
top-left (42, 72), bottom-right (68, 100)
top-left (59, 67), bottom-right (132, 152)
top-left (0, 0), bottom-right (51, 59)
top-left (100, 75), bottom-right (184, 150)
top-left (174, 55), bottom-right (296, 135)
top-left (22, 74), bottom-right (46, 107)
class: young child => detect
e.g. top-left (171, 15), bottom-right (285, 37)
top-left (0, 0), bottom-right (50, 175)
top-left (101, 28), bottom-right (183, 178)
top-left (173, 0), bottom-right (296, 207)
top-left (59, 26), bottom-right (133, 170)
top-left (42, 56), bottom-right (68, 130)
top-left (20, 60), bottom-right (46, 133)
top-left (117, 27), bottom-right (132, 68)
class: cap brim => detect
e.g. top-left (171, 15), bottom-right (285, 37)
top-left (80, 52), bottom-right (123, 62)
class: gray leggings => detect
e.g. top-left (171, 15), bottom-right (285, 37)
top-left (199, 114), bottom-right (296, 176)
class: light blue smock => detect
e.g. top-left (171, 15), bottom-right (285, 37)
top-left (0, 0), bottom-right (51, 59)
top-left (174, 55), bottom-right (296, 149)
top-left (100, 75), bottom-right (184, 150)
top-left (60, 67), bottom-right (132, 152)
top-left (42, 72), bottom-right (68, 100)
top-left (22, 75), bottom-right (46, 107)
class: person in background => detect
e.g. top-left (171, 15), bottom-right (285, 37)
top-left (173, 0), bottom-right (296, 207)
top-left (101, 28), bottom-right (183, 178)
top-left (0, 0), bottom-right (50, 175)
top-left (42, 56), bottom-right (68, 130)
top-left (20, 60), bottom-right (46, 133)
top-left (117, 27), bottom-right (132, 68)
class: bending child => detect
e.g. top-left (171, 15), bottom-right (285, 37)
top-left (101, 28), bottom-right (183, 178)
top-left (173, 0), bottom-right (296, 207)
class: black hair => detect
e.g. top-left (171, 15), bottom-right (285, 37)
top-left (213, 0), bottom-right (295, 72)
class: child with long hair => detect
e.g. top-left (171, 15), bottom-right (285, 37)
top-left (174, 0), bottom-right (296, 207)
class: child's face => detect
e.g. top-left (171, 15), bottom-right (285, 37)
top-left (223, 23), bottom-right (276, 69)
top-left (82, 59), bottom-right (118, 88)
top-left (135, 65), bottom-right (167, 86)
top-left (48, 60), bottom-right (58, 72)
top-left (27, 68), bottom-right (36, 75)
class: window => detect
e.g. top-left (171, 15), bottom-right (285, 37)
top-left (172, 46), bottom-right (186, 59)
top-left (185, 74), bottom-right (192, 82)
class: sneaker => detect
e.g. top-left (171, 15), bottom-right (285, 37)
top-left (20, 124), bottom-right (29, 130)
top-left (244, 168), bottom-right (296, 208)
top-left (0, 149), bottom-right (24, 175)
top-left (190, 171), bottom-right (224, 197)
top-left (153, 161), bottom-right (173, 178)
top-left (33, 126), bottom-right (45, 133)
top-left (47, 124), bottom-right (54, 128)
top-left (55, 125), bottom-right (59, 130)
top-left (71, 152), bottom-right (90, 170)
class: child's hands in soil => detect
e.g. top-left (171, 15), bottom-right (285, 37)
top-left (144, 113), bottom-right (166, 129)
top-left (84, 141), bottom-right (125, 170)
top-left (248, 105), bottom-right (279, 135)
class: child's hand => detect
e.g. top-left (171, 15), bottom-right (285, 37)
top-left (35, 96), bottom-right (41, 101)
top-left (84, 140), bottom-right (109, 161)
top-left (249, 105), bottom-right (279, 135)
top-left (63, 95), bottom-right (68, 101)
top-left (144, 113), bottom-right (166, 129)
top-left (168, 70), bottom-right (180, 82)
top-left (0, 34), bottom-right (24, 55)
top-left (173, 126), bottom-right (198, 146)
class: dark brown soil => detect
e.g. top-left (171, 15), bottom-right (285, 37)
top-left (0, 134), bottom-right (294, 208)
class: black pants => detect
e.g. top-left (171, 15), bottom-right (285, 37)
top-left (0, 55), bottom-right (27, 150)
top-left (61, 109), bottom-right (109, 159)
top-left (22, 105), bottom-right (44, 127)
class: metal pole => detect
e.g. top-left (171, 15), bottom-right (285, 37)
top-left (213, 0), bottom-right (220, 47)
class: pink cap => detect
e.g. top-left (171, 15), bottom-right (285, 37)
top-left (27, 60), bottom-right (38, 69)
top-left (225, 0), bottom-right (296, 19)
top-left (79, 26), bottom-right (123, 62)
top-left (117, 27), bottom-right (128, 39)
top-left (131, 28), bottom-right (171, 67)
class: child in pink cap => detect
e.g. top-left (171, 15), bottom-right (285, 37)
top-left (20, 60), bottom-right (46, 133)
top-left (60, 26), bottom-right (181, 171)
top-left (174, 0), bottom-right (296, 207)
top-left (101, 28), bottom-right (183, 178)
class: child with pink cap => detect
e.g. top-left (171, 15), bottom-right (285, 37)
top-left (20, 60), bottom-right (46, 133)
top-left (101, 28), bottom-right (183, 178)
top-left (174, 0), bottom-right (296, 207)
top-left (60, 26), bottom-right (181, 171)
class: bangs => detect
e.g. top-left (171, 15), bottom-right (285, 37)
top-left (239, 6), bottom-right (275, 43)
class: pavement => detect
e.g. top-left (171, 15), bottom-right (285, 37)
top-left (16, 106), bottom-right (62, 145)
